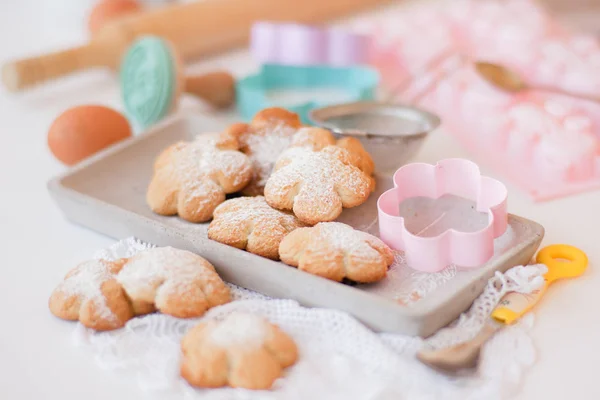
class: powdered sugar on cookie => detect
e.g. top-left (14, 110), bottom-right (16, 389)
top-left (290, 126), bottom-right (337, 151)
top-left (55, 259), bottom-right (119, 322)
top-left (187, 135), bottom-right (254, 190)
top-left (180, 312), bottom-right (298, 389)
top-left (279, 222), bottom-right (394, 283)
top-left (213, 196), bottom-right (302, 233)
top-left (49, 247), bottom-right (231, 331)
top-left (264, 146), bottom-right (373, 225)
top-left (146, 133), bottom-right (253, 223)
top-left (217, 108), bottom-right (303, 195)
top-left (209, 313), bottom-right (269, 348)
top-left (208, 196), bottom-right (305, 259)
top-left (318, 222), bottom-right (387, 259)
top-left (117, 247), bottom-right (230, 311)
top-left (245, 124), bottom-right (298, 187)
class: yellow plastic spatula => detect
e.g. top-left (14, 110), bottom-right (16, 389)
top-left (417, 244), bottom-right (588, 372)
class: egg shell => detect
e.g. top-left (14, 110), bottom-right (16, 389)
top-left (48, 105), bottom-right (132, 166)
top-left (88, 0), bottom-right (142, 35)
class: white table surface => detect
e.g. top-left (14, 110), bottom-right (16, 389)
top-left (1, 1), bottom-right (599, 399)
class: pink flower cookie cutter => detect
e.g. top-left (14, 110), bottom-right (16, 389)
top-left (250, 21), bottom-right (372, 66)
top-left (377, 158), bottom-right (508, 273)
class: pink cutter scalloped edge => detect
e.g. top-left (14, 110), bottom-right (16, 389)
top-left (377, 158), bottom-right (508, 273)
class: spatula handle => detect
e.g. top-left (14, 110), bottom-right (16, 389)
top-left (537, 85), bottom-right (600, 105)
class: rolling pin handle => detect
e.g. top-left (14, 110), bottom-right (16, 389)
top-left (2, 45), bottom-right (100, 92)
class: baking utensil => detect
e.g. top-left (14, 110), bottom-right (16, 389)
top-left (306, 52), bottom-right (453, 174)
top-left (308, 101), bottom-right (440, 174)
top-left (475, 61), bottom-right (600, 104)
top-left (1, 0), bottom-right (392, 92)
top-left (377, 158), bottom-right (508, 272)
top-left (492, 244), bottom-right (588, 323)
top-left (46, 114), bottom-right (544, 337)
top-left (236, 64), bottom-right (379, 123)
top-left (251, 21), bottom-right (371, 66)
top-left (120, 36), bottom-right (235, 129)
top-left (417, 244), bottom-right (588, 371)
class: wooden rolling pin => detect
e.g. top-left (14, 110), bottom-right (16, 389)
top-left (2, 0), bottom-right (391, 92)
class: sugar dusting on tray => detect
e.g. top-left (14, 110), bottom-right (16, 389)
top-left (360, 224), bottom-right (516, 306)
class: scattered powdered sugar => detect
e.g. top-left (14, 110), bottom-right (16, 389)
top-left (361, 225), bottom-right (518, 305)
top-left (209, 313), bottom-right (269, 348)
top-left (57, 260), bottom-right (118, 322)
top-left (244, 123), bottom-right (298, 187)
top-left (361, 251), bottom-right (458, 306)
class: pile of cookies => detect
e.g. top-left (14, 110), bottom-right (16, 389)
top-left (48, 107), bottom-right (397, 391)
top-left (147, 107), bottom-right (394, 283)
top-left (48, 246), bottom-right (298, 390)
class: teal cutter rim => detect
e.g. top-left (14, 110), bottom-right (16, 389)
top-left (120, 36), bottom-right (177, 130)
top-left (236, 64), bottom-right (380, 124)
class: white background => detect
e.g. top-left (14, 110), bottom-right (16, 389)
top-left (0, 0), bottom-right (599, 399)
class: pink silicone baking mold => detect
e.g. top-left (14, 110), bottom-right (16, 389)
top-left (377, 158), bottom-right (508, 273)
top-left (362, 0), bottom-right (600, 201)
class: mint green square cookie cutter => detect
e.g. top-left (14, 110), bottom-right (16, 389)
top-left (236, 64), bottom-right (379, 124)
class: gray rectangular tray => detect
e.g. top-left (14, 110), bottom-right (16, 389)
top-left (47, 114), bottom-right (544, 337)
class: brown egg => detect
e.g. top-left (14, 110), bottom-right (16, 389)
top-left (48, 105), bottom-right (132, 166)
top-left (88, 0), bottom-right (142, 35)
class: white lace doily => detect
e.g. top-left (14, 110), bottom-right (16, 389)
top-left (72, 237), bottom-right (546, 400)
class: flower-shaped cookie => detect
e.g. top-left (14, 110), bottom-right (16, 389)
top-left (336, 137), bottom-right (375, 176)
top-left (208, 196), bottom-right (305, 260)
top-left (49, 247), bottom-right (231, 331)
top-left (279, 222), bottom-right (394, 283)
top-left (218, 108), bottom-right (302, 196)
top-left (180, 313), bottom-right (298, 390)
top-left (117, 247), bottom-right (231, 318)
top-left (264, 145), bottom-right (374, 225)
top-left (48, 258), bottom-right (134, 331)
top-left (290, 127), bottom-right (375, 177)
top-left (289, 126), bottom-right (336, 150)
top-left (147, 133), bottom-right (253, 222)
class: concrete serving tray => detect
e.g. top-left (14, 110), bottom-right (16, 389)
top-left (47, 114), bottom-right (544, 337)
